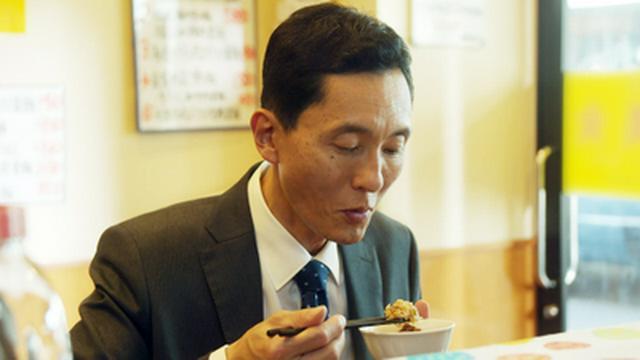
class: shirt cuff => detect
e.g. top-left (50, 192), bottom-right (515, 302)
top-left (208, 345), bottom-right (228, 360)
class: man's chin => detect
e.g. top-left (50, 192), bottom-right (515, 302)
top-left (327, 228), bottom-right (368, 245)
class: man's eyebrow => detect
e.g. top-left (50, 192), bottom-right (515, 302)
top-left (329, 124), bottom-right (371, 136)
top-left (328, 124), bottom-right (412, 138)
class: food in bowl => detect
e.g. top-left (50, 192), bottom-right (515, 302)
top-left (399, 322), bottom-right (421, 332)
top-left (359, 318), bottom-right (455, 359)
top-left (384, 299), bottom-right (421, 331)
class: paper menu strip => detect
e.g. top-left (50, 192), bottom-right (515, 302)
top-left (0, 86), bottom-right (65, 203)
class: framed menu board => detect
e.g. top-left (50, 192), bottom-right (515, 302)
top-left (132, 0), bottom-right (257, 132)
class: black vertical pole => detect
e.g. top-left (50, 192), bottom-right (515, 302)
top-left (536, 0), bottom-right (565, 335)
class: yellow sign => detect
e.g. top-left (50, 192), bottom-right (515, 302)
top-left (0, 0), bottom-right (25, 33)
top-left (563, 71), bottom-right (640, 198)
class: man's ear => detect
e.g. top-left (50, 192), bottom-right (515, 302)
top-left (250, 109), bottom-right (281, 164)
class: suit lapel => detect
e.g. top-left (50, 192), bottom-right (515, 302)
top-left (340, 235), bottom-right (382, 360)
top-left (199, 164), bottom-right (263, 344)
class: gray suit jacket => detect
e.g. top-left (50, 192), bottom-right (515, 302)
top-left (70, 164), bottom-right (421, 359)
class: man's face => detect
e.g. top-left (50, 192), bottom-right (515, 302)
top-left (268, 69), bottom-right (412, 249)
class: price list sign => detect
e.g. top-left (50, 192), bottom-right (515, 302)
top-left (0, 87), bottom-right (65, 203)
top-left (132, 0), bottom-right (258, 131)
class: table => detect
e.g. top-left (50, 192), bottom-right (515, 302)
top-left (395, 322), bottom-right (640, 359)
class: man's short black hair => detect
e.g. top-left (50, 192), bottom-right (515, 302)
top-left (261, 2), bottom-right (413, 130)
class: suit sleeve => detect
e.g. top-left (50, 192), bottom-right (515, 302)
top-left (70, 225), bottom-right (151, 359)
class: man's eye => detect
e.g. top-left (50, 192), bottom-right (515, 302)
top-left (383, 144), bottom-right (405, 156)
top-left (383, 137), bottom-right (406, 156)
top-left (336, 144), bottom-right (360, 153)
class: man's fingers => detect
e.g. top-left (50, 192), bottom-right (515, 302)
top-left (292, 306), bottom-right (327, 328)
top-left (248, 311), bottom-right (343, 360)
top-left (286, 314), bottom-right (345, 356)
top-left (416, 299), bottom-right (430, 318)
top-left (226, 308), bottom-right (332, 360)
top-left (270, 306), bottom-right (327, 328)
top-left (299, 329), bottom-right (345, 360)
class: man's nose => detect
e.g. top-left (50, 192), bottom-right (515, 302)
top-left (352, 153), bottom-right (384, 193)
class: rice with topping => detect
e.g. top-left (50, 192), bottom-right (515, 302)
top-left (384, 299), bottom-right (420, 324)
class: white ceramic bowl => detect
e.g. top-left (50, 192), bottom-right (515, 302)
top-left (359, 318), bottom-right (455, 359)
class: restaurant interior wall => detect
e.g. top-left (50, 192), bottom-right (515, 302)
top-left (0, 0), bottom-right (538, 350)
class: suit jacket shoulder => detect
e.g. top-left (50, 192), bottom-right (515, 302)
top-left (71, 165), bottom-right (262, 360)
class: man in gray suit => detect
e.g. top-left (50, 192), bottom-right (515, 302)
top-left (71, 3), bottom-right (428, 359)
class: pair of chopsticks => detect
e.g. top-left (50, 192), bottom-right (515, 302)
top-left (266, 316), bottom-right (407, 337)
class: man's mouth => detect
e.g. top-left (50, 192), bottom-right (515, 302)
top-left (341, 207), bottom-right (373, 224)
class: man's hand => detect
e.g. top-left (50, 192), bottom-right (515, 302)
top-left (416, 299), bottom-right (430, 318)
top-left (226, 306), bottom-right (346, 360)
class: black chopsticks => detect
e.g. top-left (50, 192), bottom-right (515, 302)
top-left (266, 316), bottom-right (407, 337)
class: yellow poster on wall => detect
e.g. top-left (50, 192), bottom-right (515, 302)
top-left (0, 0), bottom-right (25, 33)
top-left (563, 71), bottom-right (640, 198)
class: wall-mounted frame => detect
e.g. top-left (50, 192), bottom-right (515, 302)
top-left (410, 0), bottom-right (486, 49)
top-left (132, 0), bottom-right (257, 132)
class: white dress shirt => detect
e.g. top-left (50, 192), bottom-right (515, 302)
top-left (211, 162), bottom-right (353, 359)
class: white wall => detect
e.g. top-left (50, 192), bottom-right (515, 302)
top-left (0, 1), bottom-right (260, 264)
top-left (378, 0), bottom-right (538, 249)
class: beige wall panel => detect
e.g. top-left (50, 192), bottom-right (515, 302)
top-left (41, 263), bottom-right (93, 328)
top-left (420, 240), bottom-right (537, 349)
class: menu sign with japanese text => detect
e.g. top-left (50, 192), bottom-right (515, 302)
top-left (0, 86), bottom-right (65, 203)
top-left (132, 0), bottom-right (257, 131)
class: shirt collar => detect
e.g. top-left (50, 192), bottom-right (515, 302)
top-left (248, 161), bottom-right (341, 291)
